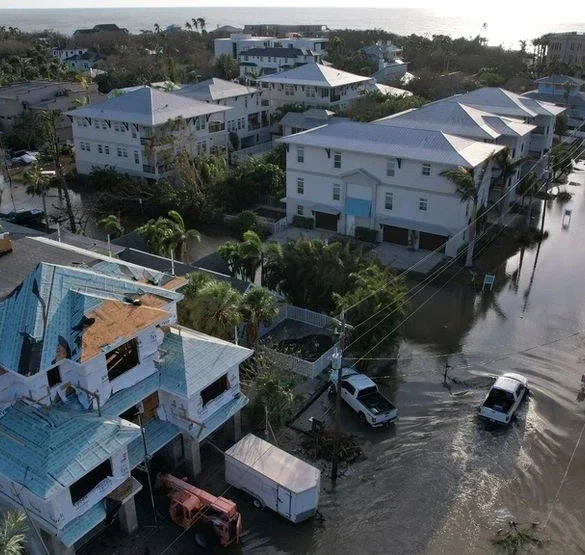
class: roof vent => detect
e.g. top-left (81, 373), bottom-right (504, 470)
top-left (123, 294), bottom-right (142, 306)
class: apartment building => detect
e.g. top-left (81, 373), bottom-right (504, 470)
top-left (0, 80), bottom-right (104, 143)
top-left (175, 78), bottom-right (271, 150)
top-left (0, 235), bottom-right (252, 554)
top-left (214, 33), bottom-right (327, 60)
top-left (256, 63), bottom-right (377, 110)
top-left (66, 87), bottom-right (230, 180)
top-left (523, 75), bottom-right (585, 129)
top-left (545, 32), bottom-right (585, 66)
top-left (238, 47), bottom-right (323, 78)
top-left (280, 121), bottom-right (503, 256)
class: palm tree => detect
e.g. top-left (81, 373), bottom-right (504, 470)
top-left (197, 17), bottom-right (206, 33)
top-left (517, 171), bottom-right (539, 228)
top-left (191, 18), bottom-right (199, 33)
top-left (163, 210), bottom-right (200, 261)
top-left (240, 287), bottom-right (279, 344)
top-left (493, 147), bottom-right (526, 223)
top-left (185, 21), bottom-right (192, 32)
top-left (184, 281), bottom-right (243, 340)
top-left (0, 510), bottom-right (27, 555)
top-left (23, 164), bottom-right (50, 231)
top-left (440, 166), bottom-right (481, 268)
top-left (98, 214), bottom-right (124, 238)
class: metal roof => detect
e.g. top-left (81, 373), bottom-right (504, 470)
top-left (225, 433), bottom-right (320, 493)
top-left (535, 75), bottom-right (585, 87)
top-left (0, 401), bottom-right (140, 499)
top-left (66, 87), bottom-right (229, 126)
top-left (280, 109), bottom-right (347, 131)
top-left (177, 78), bottom-right (259, 102)
top-left (127, 417), bottom-right (181, 470)
top-left (374, 83), bottom-right (412, 97)
top-left (158, 329), bottom-right (253, 397)
top-left (279, 120), bottom-right (504, 168)
top-left (375, 100), bottom-right (535, 139)
top-left (257, 63), bottom-right (372, 88)
top-left (446, 87), bottom-right (565, 118)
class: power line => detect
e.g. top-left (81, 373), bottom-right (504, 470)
top-left (343, 139), bottom-right (585, 352)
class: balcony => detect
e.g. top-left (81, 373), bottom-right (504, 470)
top-left (143, 165), bottom-right (156, 174)
top-left (208, 122), bottom-right (225, 133)
top-left (330, 94), bottom-right (341, 102)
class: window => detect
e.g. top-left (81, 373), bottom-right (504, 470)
top-left (385, 192), bottom-right (393, 210)
top-left (134, 150), bottom-right (140, 164)
top-left (297, 177), bottom-right (304, 195)
top-left (82, 119), bottom-right (88, 127)
top-left (69, 459), bottom-right (112, 505)
top-left (117, 147), bottom-right (122, 157)
top-left (297, 146), bottom-right (304, 163)
top-left (101, 120), bottom-right (107, 130)
top-left (334, 152), bottom-right (342, 169)
top-left (104, 145), bottom-right (110, 155)
top-left (341, 381), bottom-right (356, 395)
top-left (76, 118), bottom-right (82, 127)
top-left (422, 163), bottom-right (431, 176)
top-left (47, 366), bottom-right (62, 388)
top-left (86, 142), bottom-right (90, 152)
top-left (333, 183), bottom-right (341, 201)
top-left (201, 374), bottom-right (229, 405)
top-left (122, 148), bottom-right (128, 158)
top-left (387, 159), bottom-right (396, 177)
top-left (113, 122), bottom-right (120, 132)
top-left (80, 142), bottom-right (85, 151)
top-left (94, 120), bottom-right (100, 129)
top-left (418, 198), bottom-right (428, 211)
top-left (132, 129), bottom-right (137, 139)
top-left (106, 338), bottom-right (139, 381)
top-left (284, 85), bottom-right (294, 96)
top-left (98, 144), bottom-right (103, 154)
top-left (297, 205), bottom-right (304, 216)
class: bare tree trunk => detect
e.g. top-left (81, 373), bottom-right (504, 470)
top-left (465, 221), bottom-right (475, 268)
top-left (48, 111), bottom-right (76, 233)
top-left (41, 192), bottom-right (49, 232)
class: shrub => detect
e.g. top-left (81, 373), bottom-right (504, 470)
top-left (292, 215), bottom-right (314, 229)
top-left (354, 226), bottom-right (378, 242)
top-left (226, 210), bottom-right (260, 237)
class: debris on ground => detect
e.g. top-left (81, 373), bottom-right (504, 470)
top-left (301, 428), bottom-right (363, 463)
top-left (492, 521), bottom-right (544, 554)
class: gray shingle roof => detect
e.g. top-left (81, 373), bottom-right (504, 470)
top-left (177, 78), bottom-right (259, 102)
top-left (257, 63), bottom-right (372, 88)
top-left (66, 87), bottom-right (229, 126)
top-left (279, 120), bottom-right (504, 168)
top-left (374, 100), bottom-right (535, 139)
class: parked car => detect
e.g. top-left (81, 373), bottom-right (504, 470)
top-left (10, 150), bottom-right (38, 166)
top-left (478, 372), bottom-right (528, 425)
top-left (2, 209), bottom-right (45, 226)
top-left (329, 367), bottom-right (398, 427)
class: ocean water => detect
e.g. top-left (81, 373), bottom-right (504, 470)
top-left (0, 7), bottom-right (584, 48)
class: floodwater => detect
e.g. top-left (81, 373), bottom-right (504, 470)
top-left (235, 163), bottom-right (585, 554)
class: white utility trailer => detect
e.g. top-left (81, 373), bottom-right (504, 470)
top-left (224, 433), bottom-right (321, 523)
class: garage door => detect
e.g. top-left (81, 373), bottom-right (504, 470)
top-left (419, 231), bottom-right (447, 253)
top-left (382, 225), bottom-right (409, 245)
top-left (314, 211), bottom-right (338, 231)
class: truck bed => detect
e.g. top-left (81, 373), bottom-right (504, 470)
top-left (482, 388), bottom-right (514, 413)
top-left (358, 389), bottom-right (396, 415)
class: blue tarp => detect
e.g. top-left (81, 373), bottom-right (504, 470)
top-left (345, 197), bottom-right (372, 218)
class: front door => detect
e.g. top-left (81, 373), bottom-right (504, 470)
top-left (277, 486), bottom-right (292, 519)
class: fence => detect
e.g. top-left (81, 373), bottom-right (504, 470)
top-left (258, 304), bottom-right (339, 379)
top-left (231, 141), bottom-right (274, 165)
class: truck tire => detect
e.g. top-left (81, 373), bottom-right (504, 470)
top-left (253, 497), bottom-right (265, 510)
top-left (359, 412), bottom-right (366, 424)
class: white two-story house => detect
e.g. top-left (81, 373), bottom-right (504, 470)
top-left (176, 78), bottom-right (271, 152)
top-left (256, 63), bottom-right (377, 111)
top-left (374, 100), bottom-right (536, 207)
top-left (214, 33), bottom-right (327, 60)
top-left (280, 121), bottom-right (503, 256)
top-left (0, 239), bottom-right (252, 554)
top-left (238, 47), bottom-right (322, 78)
top-left (66, 87), bottom-right (230, 180)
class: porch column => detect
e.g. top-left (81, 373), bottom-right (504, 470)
top-left (182, 433), bottom-right (201, 478)
top-left (118, 497), bottom-right (138, 535)
top-left (43, 533), bottom-right (76, 555)
top-left (161, 435), bottom-right (184, 468)
top-left (229, 411), bottom-right (242, 443)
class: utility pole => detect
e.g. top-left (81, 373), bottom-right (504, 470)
top-left (331, 310), bottom-right (346, 483)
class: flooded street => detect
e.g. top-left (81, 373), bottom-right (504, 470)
top-left (237, 163), bottom-right (585, 554)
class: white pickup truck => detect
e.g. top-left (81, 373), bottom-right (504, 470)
top-left (330, 368), bottom-right (398, 427)
top-left (478, 372), bottom-right (528, 425)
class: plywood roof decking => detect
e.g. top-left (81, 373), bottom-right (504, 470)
top-left (160, 276), bottom-right (187, 291)
top-left (81, 299), bottom-right (167, 362)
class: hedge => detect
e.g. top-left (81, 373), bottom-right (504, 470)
top-left (292, 215), bottom-right (314, 229)
top-left (354, 226), bottom-right (378, 242)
